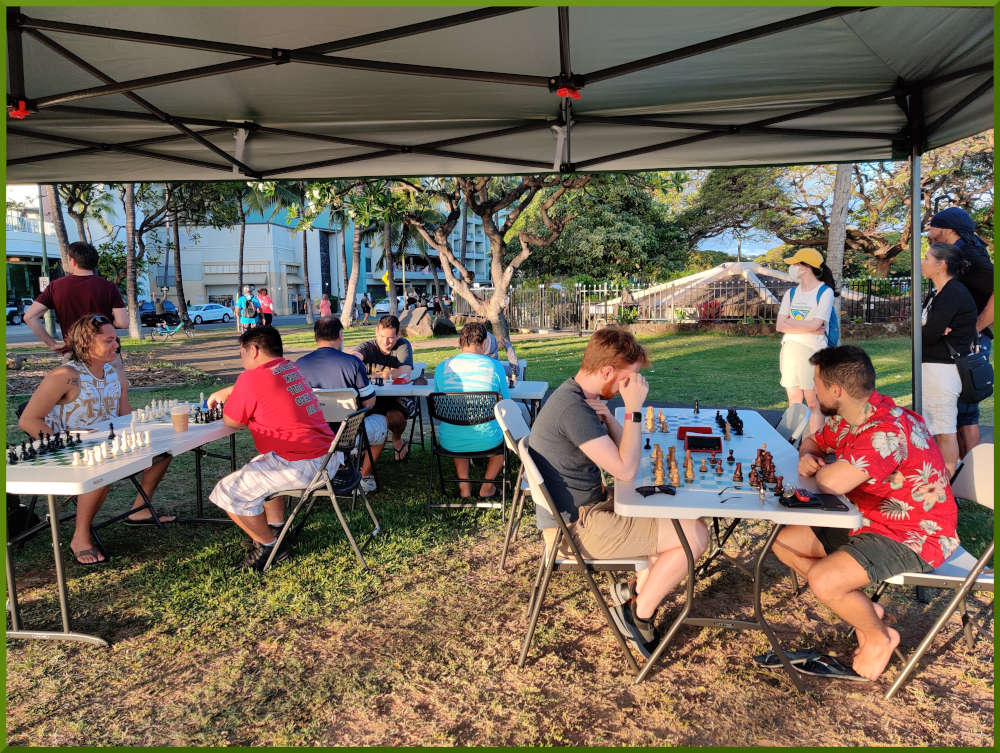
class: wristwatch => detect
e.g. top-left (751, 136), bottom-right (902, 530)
top-left (625, 411), bottom-right (642, 424)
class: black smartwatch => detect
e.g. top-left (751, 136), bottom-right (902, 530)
top-left (625, 411), bottom-right (642, 424)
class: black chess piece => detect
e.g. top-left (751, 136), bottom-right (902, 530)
top-left (726, 449), bottom-right (735, 464)
top-left (8, 447), bottom-right (18, 465)
top-left (18, 442), bottom-right (28, 462)
top-left (26, 442), bottom-right (36, 460)
top-left (773, 476), bottom-right (785, 496)
top-left (732, 462), bottom-right (743, 483)
top-left (108, 422), bottom-right (116, 441)
top-left (65, 428), bottom-right (72, 445)
top-left (74, 433), bottom-right (81, 445)
top-left (693, 399), bottom-right (699, 414)
top-left (644, 437), bottom-right (651, 450)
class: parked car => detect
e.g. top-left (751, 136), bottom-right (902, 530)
top-left (372, 295), bottom-right (404, 315)
top-left (6, 297), bottom-right (34, 325)
top-left (186, 303), bottom-right (231, 324)
top-left (138, 300), bottom-right (179, 326)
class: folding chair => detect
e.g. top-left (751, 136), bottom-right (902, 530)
top-left (263, 409), bottom-right (381, 572)
top-left (516, 436), bottom-right (648, 672)
top-left (874, 443), bottom-right (994, 699)
top-left (774, 403), bottom-right (810, 447)
top-left (494, 399), bottom-right (532, 571)
top-left (313, 387), bottom-right (378, 488)
top-left (426, 391), bottom-right (507, 513)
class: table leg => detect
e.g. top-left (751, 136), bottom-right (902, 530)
top-left (5, 494), bottom-right (109, 647)
top-left (6, 539), bottom-right (23, 630)
top-left (178, 441), bottom-right (233, 524)
top-left (752, 523), bottom-right (805, 693)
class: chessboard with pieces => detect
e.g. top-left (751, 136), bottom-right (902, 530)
top-left (641, 437), bottom-right (788, 497)
top-left (639, 404), bottom-right (746, 438)
top-left (6, 423), bottom-right (154, 467)
top-left (132, 398), bottom-right (183, 424)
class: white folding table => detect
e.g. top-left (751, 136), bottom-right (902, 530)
top-left (613, 406), bottom-right (861, 690)
top-left (5, 414), bottom-right (236, 647)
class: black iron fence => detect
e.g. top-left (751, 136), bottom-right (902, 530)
top-left (453, 278), bottom-right (929, 332)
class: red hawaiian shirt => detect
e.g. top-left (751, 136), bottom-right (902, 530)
top-left (814, 391), bottom-right (959, 568)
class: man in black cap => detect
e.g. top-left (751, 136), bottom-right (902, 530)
top-left (926, 206), bottom-right (994, 454)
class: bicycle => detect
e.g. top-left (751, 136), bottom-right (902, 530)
top-left (148, 317), bottom-right (196, 342)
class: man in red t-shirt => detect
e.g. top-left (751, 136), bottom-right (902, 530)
top-left (207, 326), bottom-right (338, 571)
top-left (774, 345), bottom-right (959, 681)
top-left (25, 241), bottom-right (128, 352)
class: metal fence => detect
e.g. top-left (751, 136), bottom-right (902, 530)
top-left (453, 277), bottom-right (928, 332)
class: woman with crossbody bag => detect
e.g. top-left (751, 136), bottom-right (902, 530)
top-left (920, 242), bottom-right (979, 476)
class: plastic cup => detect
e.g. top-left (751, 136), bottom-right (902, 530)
top-left (171, 404), bottom-right (189, 432)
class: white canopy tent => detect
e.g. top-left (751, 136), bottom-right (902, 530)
top-left (6, 4), bottom-right (995, 409)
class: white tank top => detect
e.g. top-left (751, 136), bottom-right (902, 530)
top-left (46, 360), bottom-right (121, 432)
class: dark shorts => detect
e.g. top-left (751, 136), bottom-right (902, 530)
top-left (811, 527), bottom-right (933, 584)
top-left (371, 396), bottom-right (416, 419)
top-left (956, 333), bottom-right (992, 427)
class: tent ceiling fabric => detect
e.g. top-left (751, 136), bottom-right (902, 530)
top-left (6, 5), bottom-right (993, 182)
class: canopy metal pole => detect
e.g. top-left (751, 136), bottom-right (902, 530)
top-left (910, 147), bottom-right (922, 414)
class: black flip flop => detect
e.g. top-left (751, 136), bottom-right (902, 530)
top-left (753, 649), bottom-right (820, 668)
top-left (70, 546), bottom-right (108, 567)
top-left (393, 443), bottom-right (410, 462)
top-left (795, 655), bottom-right (870, 681)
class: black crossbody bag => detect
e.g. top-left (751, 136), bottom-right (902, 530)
top-left (945, 339), bottom-right (994, 403)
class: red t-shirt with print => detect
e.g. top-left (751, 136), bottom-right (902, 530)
top-left (224, 357), bottom-right (334, 461)
top-left (813, 391), bottom-right (959, 568)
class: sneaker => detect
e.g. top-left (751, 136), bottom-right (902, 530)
top-left (238, 538), bottom-right (288, 573)
top-left (609, 596), bottom-right (659, 659)
top-left (611, 576), bottom-right (638, 606)
top-left (268, 523), bottom-right (285, 537)
top-left (359, 476), bottom-right (377, 493)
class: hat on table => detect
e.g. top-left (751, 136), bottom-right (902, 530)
top-left (782, 247), bottom-right (825, 269)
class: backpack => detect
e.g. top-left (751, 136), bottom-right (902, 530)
top-left (794, 283), bottom-right (839, 347)
top-left (242, 296), bottom-right (258, 319)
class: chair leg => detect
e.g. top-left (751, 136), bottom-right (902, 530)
top-left (262, 491), bottom-right (317, 573)
top-left (525, 535), bottom-right (550, 619)
top-left (885, 542), bottom-right (994, 700)
top-left (519, 537), bottom-right (559, 668)
top-left (498, 468), bottom-right (524, 572)
top-left (958, 598), bottom-right (975, 650)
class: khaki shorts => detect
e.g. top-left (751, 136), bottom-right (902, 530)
top-left (564, 497), bottom-right (660, 560)
top-left (779, 341), bottom-right (821, 390)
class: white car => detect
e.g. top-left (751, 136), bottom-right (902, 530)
top-left (372, 296), bottom-right (404, 315)
top-left (187, 303), bottom-right (232, 324)
top-left (6, 297), bottom-right (34, 325)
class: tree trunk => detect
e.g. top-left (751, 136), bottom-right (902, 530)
top-left (302, 230), bottom-right (314, 324)
top-left (172, 214), bottom-right (188, 321)
top-left (385, 216), bottom-right (397, 316)
top-left (340, 221), bottom-right (362, 327)
top-left (44, 185), bottom-right (72, 271)
top-left (124, 184), bottom-right (142, 339)
top-left (339, 221), bottom-right (349, 304)
top-left (421, 247), bottom-right (442, 299)
top-left (72, 214), bottom-right (87, 244)
top-left (458, 200), bottom-right (468, 283)
top-left (827, 163), bottom-right (852, 316)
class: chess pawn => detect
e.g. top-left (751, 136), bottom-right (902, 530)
top-left (773, 476), bottom-right (785, 496)
top-left (724, 423), bottom-right (731, 441)
top-left (71, 451), bottom-right (81, 466)
top-left (727, 449), bottom-right (735, 464)
top-left (654, 463), bottom-right (664, 485)
top-left (143, 430), bottom-right (151, 445)
top-left (699, 457), bottom-right (708, 473)
top-left (748, 468), bottom-right (759, 488)
top-left (669, 466), bottom-right (680, 486)
top-left (684, 462), bottom-right (695, 483)
top-left (645, 406), bottom-right (654, 432)
top-left (644, 437), bottom-right (651, 450)
top-left (732, 462), bottom-right (743, 483)
top-left (715, 460), bottom-right (724, 475)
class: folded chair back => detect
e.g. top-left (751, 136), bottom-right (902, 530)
top-left (495, 398), bottom-right (530, 453)
top-left (411, 361), bottom-right (427, 379)
top-left (775, 403), bottom-right (810, 445)
top-left (313, 388), bottom-right (360, 423)
top-left (950, 442), bottom-right (993, 509)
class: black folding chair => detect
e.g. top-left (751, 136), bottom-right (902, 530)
top-left (263, 408), bottom-right (381, 571)
top-left (426, 391), bottom-right (507, 513)
top-left (313, 388), bottom-right (378, 491)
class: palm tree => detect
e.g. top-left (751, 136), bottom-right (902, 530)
top-left (123, 183), bottom-right (142, 338)
top-left (43, 185), bottom-right (72, 271)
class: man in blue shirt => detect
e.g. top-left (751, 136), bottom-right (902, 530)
top-left (295, 316), bottom-right (388, 492)
top-left (234, 285), bottom-right (261, 334)
top-left (433, 322), bottom-right (509, 499)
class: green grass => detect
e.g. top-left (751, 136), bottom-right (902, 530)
top-left (5, 331), bottom-right (994, 746)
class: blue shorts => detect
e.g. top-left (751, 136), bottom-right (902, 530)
top-left (956, 333), bottom-right (992, 427)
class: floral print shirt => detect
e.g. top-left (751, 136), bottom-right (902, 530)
top-left (814, 391), bottom-right (959, 568)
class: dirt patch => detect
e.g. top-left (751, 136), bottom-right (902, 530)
top-left (6, 351), bottom-right (207, 396)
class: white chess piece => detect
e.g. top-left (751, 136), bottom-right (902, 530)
top-left (143, 430), bottom-right (151, 445)
top-left (72, 451), bottom-right (81, 466)
top-left (85, 452), bottom-right (94, 466)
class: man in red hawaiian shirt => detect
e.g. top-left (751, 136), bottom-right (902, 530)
top-left (774, 345), bottom-right (958, 681)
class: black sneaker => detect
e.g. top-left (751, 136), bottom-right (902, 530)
top-left (609, 596), bottom-right (659, 658)
top-left (238, 539), bottom-right (288, 573)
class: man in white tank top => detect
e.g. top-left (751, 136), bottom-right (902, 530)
top-left (19, 314), bottom-right (174, 565)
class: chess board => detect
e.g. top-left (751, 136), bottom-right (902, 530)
top-left (636, 448), bottom-right (763, 494)
top-left (7, 434), bottom-right (103, 467)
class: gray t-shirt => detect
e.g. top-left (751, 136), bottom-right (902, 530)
top-left (353, 337), bottom-right (414, 374)
top-left (528, 378), bottom-right (607, 528)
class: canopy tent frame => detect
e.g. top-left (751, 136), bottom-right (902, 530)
top-left (7, 5), bottom-right (994, 411)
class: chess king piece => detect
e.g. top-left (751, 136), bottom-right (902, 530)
top-left (732, 462), bottom-right (743, 482)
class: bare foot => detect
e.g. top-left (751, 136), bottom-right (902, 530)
top-left (70, 538), bottom-right (106, 564)
top-left (852, 625), bottom-right (900, 681)
top-left (478, 482), bottom-right (497, 498)
top-left (855, 602), bottom-right (886, 656)
top-left (126, 511), bottom-right (176, 523)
